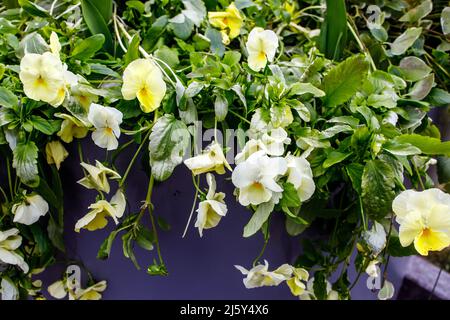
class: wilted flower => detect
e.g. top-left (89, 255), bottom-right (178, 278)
top-left (195, 173), bottom-right (227, 237)
top-left (74, 190), bottom-right (125, 232)
top-left (285, 155), bottom-right (315, 202)
top-left (87, 103), bottom-right (123, 150)
top-left (184, 141), bottom-right (232, 175)
top-left (208, 2), bottom-right (244, 44)
top-left (12, 193), bottom-right (49, 225)
top-left (286, 267), bottom-right (309, 296)
top-left (77, 160), bottom-right (121, 193)
top-left (392, 188), bottom-right (450, 256)
top-left (56, 113), bottom-right (90, 143)
top-left (121, 58), bottom-right (167, 113)
top-left (45, 140), bottom-right (68, 170)
top-left (0, 228), bottom-right (29, 273)
top-left (232, 151), bottom-right (287, 206)
top-left (246, 27), bottom-right (279, 72)
top-left (235, 260), bottom-right (292, 289)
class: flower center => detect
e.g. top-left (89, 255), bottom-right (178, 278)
top-left (252, 182), bottom-right (263, 190)
top-left (139, 86), bottom-right (149, 97)
top-left (105, 127), bottom-right (113, 135)
top-left (421, 228), bottom-right (431, 237)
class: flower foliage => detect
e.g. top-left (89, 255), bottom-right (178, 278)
top-left (0, 0), bottom-right (450, 300)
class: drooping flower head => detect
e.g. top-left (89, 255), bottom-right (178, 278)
top-left (45, 140), bottom-right (69, 170)
top-left (77, 160), bottom-right (121, 194)
top-left (0, 228), bottom-right (29, 273)
top-left (392, 188), bottom-right (450, 256)
top-left (195, 173), bottom-right (227, 237)
top-left (121, 58), bottom-right (167, 113)
top-left (12, 193), bottom-right (49, 226)
top-left (184, 141), bottom-right (232, 175)
top-left (246, 27), bottom-right (279, 72)
top-left (285, 155), bottom-right (315, 202)
top-left (234, 260), bottom-right (293, 289)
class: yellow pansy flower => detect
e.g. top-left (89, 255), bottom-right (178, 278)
top-left (45, 140), bottom-right (68, 170)
top-left (208, 2), bottom-right (244, 44)
top-left (121, 58), bottom-right (167, 113)
top-left (392, 188), bottom-right (450, 256)
top-left (74, 190), bottom-right (125, 232)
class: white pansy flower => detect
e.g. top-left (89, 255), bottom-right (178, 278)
top-left (75, 189), bottom-right (125, 232)
top-left (184, 141), bottom-right (232, 175)
top-left (235, 260), bottom-right (293, 289)
top-left (87, 103), bottom-right (123, 150)
top-left (12, 193), bottom-right (49, 225)
top-left (1, 277), bottom-right (19, 300)
top-left (0, 228), bottom-right (29, 273)
top-left (195, 173), bottom-right (227, 237)
top-left (48, 279), bottom-right (107, 300)
top-left (232, 151), bottom-right (287, 206)
top-left (49, 31), bottom-right (61, 56)
top-left (121, 58), bottom-right (167, 113)
top-left (285, 155), bottom-right (315, 202)
top-left (365, 260), bottom-right (381, 278)
top-left (260, 127), bottom-right (291, 156)
top-left (246, 27), bottom-right (279, 72)
top-left (74, 281), bottom-right (107, 300)
top-left (77, 160), bottom-right (121, 193)
top-left (48, 280), bottom-right (67, 299)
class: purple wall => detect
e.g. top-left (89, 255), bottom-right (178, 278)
top-left (37, 139), bottom-right (408, 300)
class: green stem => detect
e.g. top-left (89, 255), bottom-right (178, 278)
top-left (253, 236), bottom-right (269, 267)
top-left (0, 185), bottom-right (8, 202)
top-left (182, 175), bottom-right (201, 238)
top-left (119, 128), bottom-right (152, 188)
top-left (414, 164), bottom-right (425, 190)
top-left (6, 157), bottom-right (13, 199)
top-left (229, 109), bottom-right (251, 124)
top-left (347, 18), bottom-right (377, 71)
top-left (359, 196), bottom-right (367, 231)
top-left (146, 176), bottom-right (164, 266)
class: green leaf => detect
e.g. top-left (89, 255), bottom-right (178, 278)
top-left (323, 150), bottom-right (351, 168)
top-left (47, 217), bottom-right (65, 252)
top-left (157, 216), bottom-right (171, 231)
top-left (18, 0), bottom-right (49, 18)
top-left (80, 0), bottom-right (113, 52)
top-left (395, 134), bottom-right (450, 156)
top-left (243, 201), bottom-right (274, 238)
top-left (289, 83), bottom-right (325, 97)
top-left (71, 34), bottom-right (105, 59)
top-left (136, 226), bottom-right (154, 251)
top-left (399, 0), bottom-right (432, 23)
top-left (313, 271), bottom-right (327, 300)
top-left (442, 7), bottom-right (450, 36)
top-left (214, 93), bottom-right (228, 121)
top-left (383, 141), bottom-right (421, 156)
top-left (386, 236), bottom-right (417, 257)
top-left (322, 55), bottom-right (369, 107)
top-left (437, 156), bottom-right (450, 184)
top-left (124, 34), bottom-right (141, 66)
top-left (361, 159), bottom-right (396, 220)
top-left (12, 140), bottom-right (39, 187)
top-left (170, 14), bottom-right (194, 40)
top-left (346, 163), bottom-right (364, 194)
top-left (389, 27), bottom-right (422, 56)
top-left (318, 0), bottom-right (347, 60)
top-left (154, 46), bottom-right (179, 68)
top-left (279, 182), bottom-right (301, 207)
top-left (30, 115), bottom-right (61, 135)
top-left (0, 86), bottom-right (18, 108)
top-left (399, 56), bottom-right (432, 82)
top-left (148, 114), bottom-right (189, 181)
top-left (97, 229), bottom-right (119, 259)
top-left (181, 0), bottom-right (206, 27)
top-left (205, 27), bottom-right (225, 57)
top-left (407, 74), bottom-right (434, 100)
top-left (428, 88), bottom-right (450, 106)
